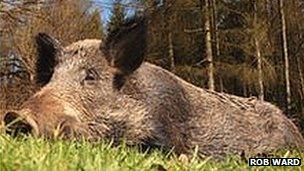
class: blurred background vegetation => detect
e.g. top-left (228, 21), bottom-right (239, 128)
top-left (0, 0), bottom-right (303, 134)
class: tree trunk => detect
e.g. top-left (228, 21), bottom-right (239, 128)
top-left (279, 0), bottom-right (291, 112)
top-left (211, 0), bottom-right (220, 58)
top-left (164, 0), bottom-right (175, 71)
top-left (296, 55), bottom-right (304, 113)
top-left (254, 1), bottom-right (264, 101)
top-left (243, 82), bottom-right (247, 97)
top-left (219, 76), bottom-right (224, 93)
top-left (204, 0), bottom-right (215, 91)
top-left (168, 31), bottom-right (175, 71)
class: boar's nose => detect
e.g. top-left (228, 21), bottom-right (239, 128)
top-left (3, 111), bottom-right (36, 136)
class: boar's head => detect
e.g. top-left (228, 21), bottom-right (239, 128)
top-left (4, 17), bottom-right (148, 139)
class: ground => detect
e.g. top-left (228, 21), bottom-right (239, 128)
top-left (0, 135), bottom-right (303, 171)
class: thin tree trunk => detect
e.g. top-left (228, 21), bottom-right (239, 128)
top-left (254, 1), bottom-right (264, 101)
top-left (219, 76), bottom-right (224, 93)
top-left (211, 0), bottom-right (220, 58)
top-left (296, 55), bottom-right (304, 113)
top-left (256, 41), bottom-right (264, 101)
top-left (298, 58), bottom-right (304, 100)
top-left (266, 0), bottom-right (271, 16)
top-left (204, 0), bottom-right (215, 91)
top-left (164, 0), bottom-right (175, 71)
top-left (168, 31), bottom-right (175, 70)
top-left (279, 0), bottom-right (291, 112)
top-left (243, 82), bottom-right (247, 97)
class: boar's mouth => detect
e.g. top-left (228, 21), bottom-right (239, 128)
top-left (4, 111), bottom-right (38, 137)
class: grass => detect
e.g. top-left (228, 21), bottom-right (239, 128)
top-left (0, 135), bottom-right (303, 171)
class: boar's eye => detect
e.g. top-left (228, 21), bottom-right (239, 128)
top-left (81, 68), bottom-right (99, 86)
top-left (85, 69), bottom-right (96, 81)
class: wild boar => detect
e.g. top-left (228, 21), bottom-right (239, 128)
top-left (3, 17), bottom-right (303, 158)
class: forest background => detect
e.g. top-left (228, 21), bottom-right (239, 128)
top-left (0, 0), bottom-right (303, 135)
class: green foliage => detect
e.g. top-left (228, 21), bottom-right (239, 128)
top-left (0, 135), bottom-right (303, 171)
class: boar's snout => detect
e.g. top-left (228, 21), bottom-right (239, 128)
top-left (3, 111), bottom-right (38, 137)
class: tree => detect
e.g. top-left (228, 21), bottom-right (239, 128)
top-left (84, 9), bottom-right (104, 39)
top-left (254, 0), bottom-right (264, 101)
top-left (107, 1), bottom-right (125, 34)
top-left (0, 0), bottom-right (104, 113)
top-left (6, 0), bottom-right (104, 77)
top-left (164, 0), bottom-right (176, 71)
top-left (211, 0), bottom-right (220, 58)
top-left (279, 0), bottom-right (291, 112)
top-left (204, 0), bottom-right (215, 91)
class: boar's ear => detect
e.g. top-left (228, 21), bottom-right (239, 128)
top-left (102, 16), bottom-right (147, 75)
top-left (35, 33), bottom-right (62, 86)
